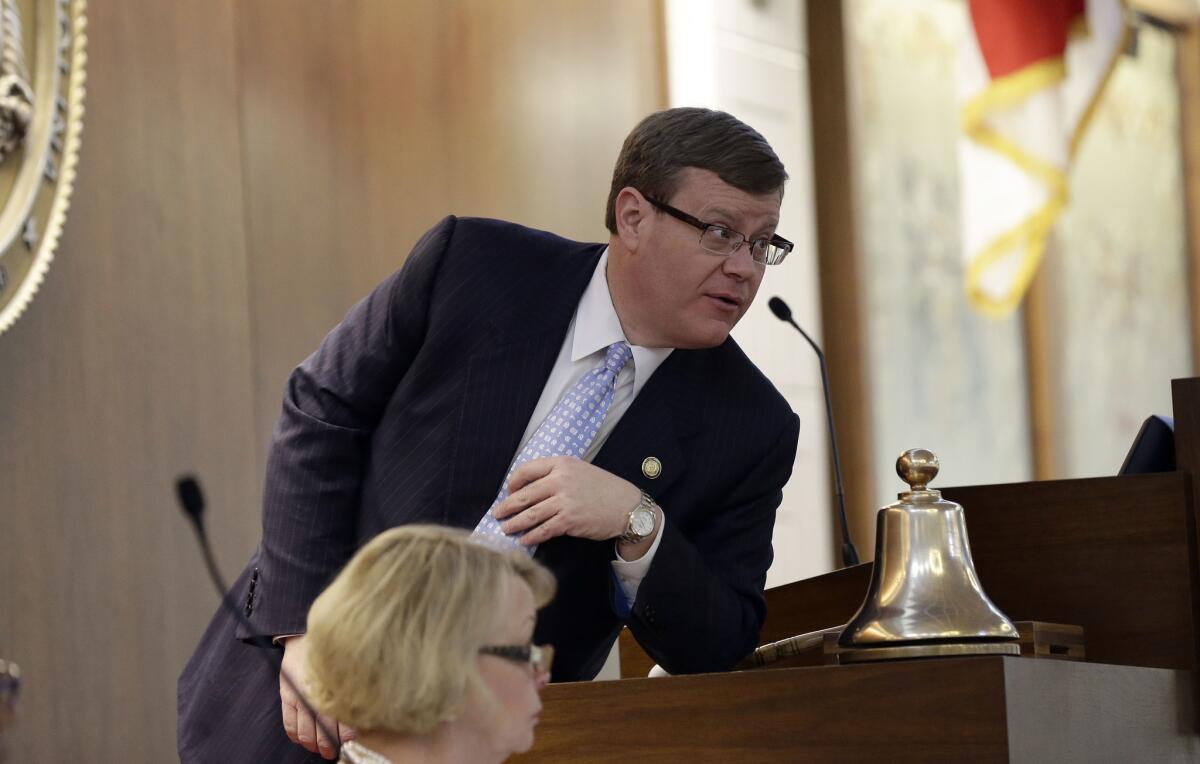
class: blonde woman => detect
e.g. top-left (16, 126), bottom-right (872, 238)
top-left (303, 525), bottom-right (556, 764)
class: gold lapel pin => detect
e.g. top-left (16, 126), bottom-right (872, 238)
top-left (641, 456), bottom-right (662, 479)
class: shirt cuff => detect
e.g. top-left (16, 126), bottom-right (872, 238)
top-left (611, 515), bottom-right (664, 605)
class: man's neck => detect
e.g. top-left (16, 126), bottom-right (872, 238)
top-left (604, 240), bottom-right (655, 348)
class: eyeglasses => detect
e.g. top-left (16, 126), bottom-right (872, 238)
top-left (643, 195), bottom-right (793, 266)
top-left (479, 643), bottom-right (554, 676)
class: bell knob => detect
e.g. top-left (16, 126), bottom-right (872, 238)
top-left (897, 448), bottom-right (938, 492)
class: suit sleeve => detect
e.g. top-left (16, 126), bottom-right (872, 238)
top-left (238, 215), bottom-right (457, 641)
top-left (625, 411), bottom-right (801, 674)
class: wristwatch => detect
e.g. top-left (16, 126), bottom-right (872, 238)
top-left (619, 491), bottom-right (659, 544)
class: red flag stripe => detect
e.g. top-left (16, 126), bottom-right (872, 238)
top-left (969, 0), bottom-right (1086, 79)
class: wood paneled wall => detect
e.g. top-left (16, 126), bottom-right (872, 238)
top-left (1180, 23), bottom-right (1200, 377)
top-left (805, 1), bottom-right (876, 561)
top-left (0, 1), bottom-right (663, 760)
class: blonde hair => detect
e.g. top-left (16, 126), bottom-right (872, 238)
top-left (304, 525), bottom-right (556, 735)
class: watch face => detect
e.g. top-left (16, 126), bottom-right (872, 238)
top-left (631, 509), bottom-right (655, 536)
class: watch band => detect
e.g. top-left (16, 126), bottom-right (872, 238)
top-left (619, 490), bottom-right (658, 544)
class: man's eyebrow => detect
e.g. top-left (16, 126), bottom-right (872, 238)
top-left (704, 206), bottom-right (779, 235)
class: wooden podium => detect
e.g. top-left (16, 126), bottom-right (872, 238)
top-left (513, 378), bottom-right (1200, 762)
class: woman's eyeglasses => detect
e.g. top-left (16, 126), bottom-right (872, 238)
top-left (479, 643), bottom-right (554, 676)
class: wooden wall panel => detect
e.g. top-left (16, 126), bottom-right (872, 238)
top-left (235, 0), bottom-right (665, 452)
top-left (805, 0), bottom-right (876, 560)
top-left (0, 1), bottom-right (259, 761)
top-left (1180, 23), bottom-right (1200, 372)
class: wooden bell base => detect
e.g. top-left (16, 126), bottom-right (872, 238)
top-left (825, 621), bottom-right (1085, 665)
top-left (1014, 621), bottom-right (1086, 660)
top-left (830, 638), bottom-right (1020, 664)
top-left (736, 621), bottom-right (1086, 671)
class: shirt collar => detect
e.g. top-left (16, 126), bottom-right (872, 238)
top-left (572, 248), bottom-right (673, 392)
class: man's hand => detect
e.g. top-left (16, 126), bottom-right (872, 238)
top-left (279, 634), bottom-right (355, 760)
top-left (493, 456), bottom-right (642, 547)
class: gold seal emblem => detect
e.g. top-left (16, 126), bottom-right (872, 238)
top-left (641, 456), bottom-right (662, 479)
top-left (0, 0), bottom-right (87, 335)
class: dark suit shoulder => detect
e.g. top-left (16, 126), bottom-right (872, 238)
top-left (430, 217), bottom-right (604, 303)
top-left (417, 216), bottom-right (605, 348)
top-left (449, 216), bottom-right (602, 262)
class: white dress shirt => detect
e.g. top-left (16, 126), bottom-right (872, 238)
top-left (512, 248), bottom-right (672, 603)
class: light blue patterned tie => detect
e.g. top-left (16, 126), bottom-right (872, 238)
top-left (472, 341), bottom-right (633, 555)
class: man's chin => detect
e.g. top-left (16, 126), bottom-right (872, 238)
top-left (674, 324), bottom-right (734, 349)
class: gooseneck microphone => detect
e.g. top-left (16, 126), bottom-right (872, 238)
top-left (766, 297), bottom-right (860, 567)
top-left (176, 477), bottom-right (232, 593)
top-left (175, 476), bottom-right (341, 756)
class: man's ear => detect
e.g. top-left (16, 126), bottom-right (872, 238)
top-left (613, 187), bottom-right (650, 253)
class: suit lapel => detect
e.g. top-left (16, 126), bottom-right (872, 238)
top-left (593, 350), bottom-right (703, 500)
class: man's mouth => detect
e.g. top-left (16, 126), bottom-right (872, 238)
top-left (706, 293), bottom-right (741, 308)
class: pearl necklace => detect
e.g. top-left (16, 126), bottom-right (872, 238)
top-left (340, 740), bottom-right (393, 764)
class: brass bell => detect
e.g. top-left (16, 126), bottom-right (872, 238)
top-left (838, 448), bottom-right (1019, 662)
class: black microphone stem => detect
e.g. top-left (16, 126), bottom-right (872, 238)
top-left (785, 318), bottom-right (858, 567)
top-left (766, 296), bottom-right (860, 568)
top-left (184, 515), bottom-right (231, 596)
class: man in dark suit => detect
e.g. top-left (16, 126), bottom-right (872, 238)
top-left (178, 107), bottom-right (801, 762)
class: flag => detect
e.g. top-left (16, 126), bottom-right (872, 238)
top-left (959, 0), bottom-right (1126, 316)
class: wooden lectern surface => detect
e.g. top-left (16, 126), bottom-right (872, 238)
top-left (516, 657), bottom-right (1199, 763)
top-left (517, 657), bottom-right (1011, 763)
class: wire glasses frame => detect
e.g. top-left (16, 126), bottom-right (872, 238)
top-left (643, 194), bottom-right (793, 266)
top-left (479, 643), bottom-right (555, 676)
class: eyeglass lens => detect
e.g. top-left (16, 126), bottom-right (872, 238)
top-left (698, 227), bottom-right (786, 264)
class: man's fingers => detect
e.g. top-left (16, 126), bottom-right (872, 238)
top-left (315, 713), bottom-right (340, 760)
top-left (279, 633), bottom-right (340, 756)
top-left (521, 512), bottom-right (567, 546)
top-left (495, 468), bottom-right (557, 519)
top-left (280, 693), bottom-right (299, 744)
top-left (506, 457), bottom-right (561, 495)
top-left (295, 705), bottom-right (319, 754)
top-left (501, 498), bottom-right (557, 534)
top-left (283, 683), bottom-right (343, 758)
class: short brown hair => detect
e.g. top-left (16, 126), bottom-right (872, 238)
top-left (304, 525), bottom-right (556, 736)
top-left (605, 107), bottom-right (788, 233)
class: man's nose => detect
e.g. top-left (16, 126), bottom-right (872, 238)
top-left (722, 241), bottom-right (758, 280)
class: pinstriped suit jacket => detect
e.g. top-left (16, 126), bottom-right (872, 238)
top-left (178, 216), bottom-right (800, 763)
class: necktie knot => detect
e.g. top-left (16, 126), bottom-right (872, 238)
top-left (604, 341), bottom-right (632, 375)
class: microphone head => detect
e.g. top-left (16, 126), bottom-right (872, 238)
top-left (176, 476), bottom-right (206, 526)
top-left (767, 296), bottom-right (792, 322)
